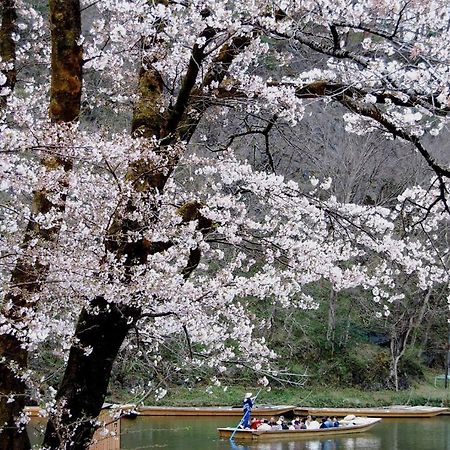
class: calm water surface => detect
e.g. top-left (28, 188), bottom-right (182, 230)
top-left (120, 416), bottom-right (450, 450)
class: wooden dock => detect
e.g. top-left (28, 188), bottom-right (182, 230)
top-left (90, 412), bottom-right (120, 450)
top-left (25, 407), bottom-right (120, 449)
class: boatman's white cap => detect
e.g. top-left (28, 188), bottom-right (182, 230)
top-left (245, 392), bottom-right (252, 398)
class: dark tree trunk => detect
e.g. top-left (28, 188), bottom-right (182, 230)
top-left (326, 289), bottom-right (337, 352)
top-left (0, 338), bottom-right (29, 450)
top-left (0, 1), bottom-right (82, 447)
top-left (43, 298), bottom-right (138, 449)
top-left (49, 0), bottom-right (82, 123)
top-left (0, 0), bottom-right (16, 111)
top-left (389, 316), bottom-right (414, 391)
top-left (409, 288), bottom-right (432, 349)
top-left (0, 2), bottom-right (29, 449)
top-left (339, 304), bottom-right (352, 347)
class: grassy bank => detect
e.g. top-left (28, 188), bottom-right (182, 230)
top-left (110, 372), bottom-right (450, 408)
top-left (160, 385), bottom-right (450, 408)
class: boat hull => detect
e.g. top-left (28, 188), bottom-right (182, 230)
top-left (218, 418), bottom-right (382, 441)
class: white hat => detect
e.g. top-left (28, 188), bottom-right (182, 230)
top-left (245, 392), bottom-right (253, 398)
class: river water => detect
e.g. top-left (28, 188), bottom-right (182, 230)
top-left (119, 415), bottom-right (450, 450)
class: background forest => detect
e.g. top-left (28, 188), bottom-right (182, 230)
top-left (102, 116), bottom-right (450, 403)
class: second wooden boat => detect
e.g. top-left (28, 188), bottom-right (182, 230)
top-left (294, 405), bottom-right (448, 418)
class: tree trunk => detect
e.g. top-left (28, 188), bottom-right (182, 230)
top-left (48, 0), bottom-right (82, 123)
top-left (0, 0), bottom-right (16, 111)
top-left (390, 353), bottom-right (400, 391)
top-left (0, 4), bottom-right (29, 447)
top-left (389, 316), bottom-right (414, 391)
top-left (43, 298), bottom-right (137, 449)
top-left (409, 288), bottom-right (432, 349)
top-left (326, 289), bottom-right (337, 352)
top-left (0, 1), bottom-right (82, 446)
top-left (389, 335), bottom-right (402, 391)
top-left (0, 3), bottom-right (27, 449)
top-left (0, 338), bottom-right (29, 450)
top-left (418, 315), bottom-right (433, 359)
top-left (339, 305), bottom-right (352, 346)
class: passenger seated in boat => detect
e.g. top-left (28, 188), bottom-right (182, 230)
top-left (308, 416), bottom-right (320, 430)
top-left (300, 418), bottom-right (307, 429)
top-left (319, 417), bottom-right (328, 429)
top-left (269, 416), bottom-right (281, 430)
top-left (288, 421), bottom-right (295, 430)
top-left (268, 417), bottom-right (277, 427)
top-left (305, 415), bottom-right (312, 428)
top-left (250, 417), bottom-right (261, 430)
top-left (293, 418), bottom-right (301, 430)
top-left (332, 416), bottom-right (340, 427)
top-left (257, 419), bottom-right (272, 431)
top-left (271, 417), bottom-right (282, 430)
top-left (278, 416), bottom-right (289, 430)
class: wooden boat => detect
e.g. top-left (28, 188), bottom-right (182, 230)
top-left (218, 417), bottom-right (382, 441)
top-left (294, 405), bottom-right (449, 418)
top-left (27, 403), bottom-right (295, 420)
top-left (135, 404), bottom-right (295, 417)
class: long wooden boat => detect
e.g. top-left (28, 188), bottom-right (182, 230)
top-left (218, 417), bottom-right (382, 441)
top-left (135, 404), bottom-right (296, 417)
top-left (27, 403), bottom-right (295, 418)
top-left (294, 406), bottom-right (448, 418)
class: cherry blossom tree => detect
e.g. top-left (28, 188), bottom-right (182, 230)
top-left (1, 1), bottom-right (450, 448)
top-left (1, 0), bottom-right (82, 447)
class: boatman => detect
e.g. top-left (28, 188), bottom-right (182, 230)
top-left (241, 392), bottom-right (254, 429)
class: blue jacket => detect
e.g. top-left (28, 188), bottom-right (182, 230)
top-left (243, 398), bottom-right (253, 412)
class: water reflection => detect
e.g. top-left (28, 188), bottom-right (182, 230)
top-left (28, 414), bottom-right (450, 449)
top-left (227, 435), bottom-right (380, 450)
top-left (119, 415), bottom-right (450, 450)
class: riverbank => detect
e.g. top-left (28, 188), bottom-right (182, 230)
top-left (109, 372), bottom-right (450, 408)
